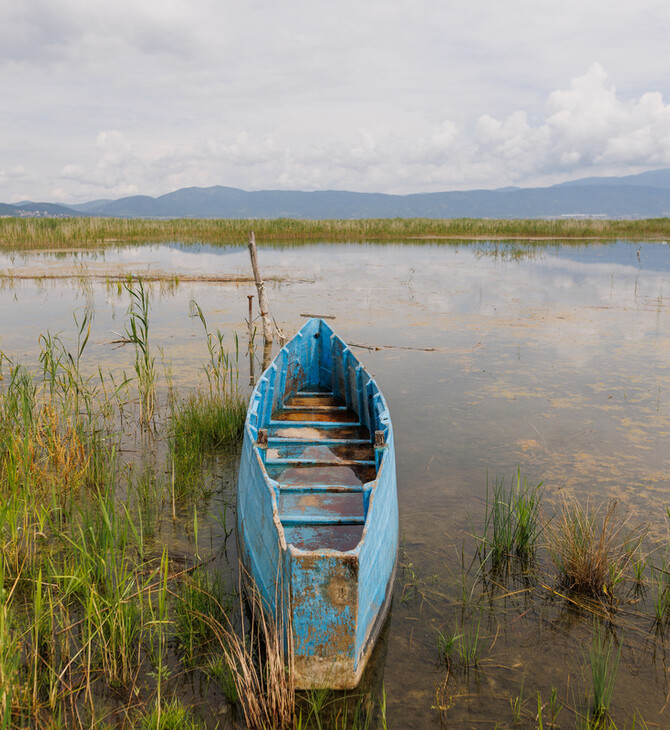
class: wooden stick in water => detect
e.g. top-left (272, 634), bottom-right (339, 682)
top-left (248, 231), bottom-right (275, 344)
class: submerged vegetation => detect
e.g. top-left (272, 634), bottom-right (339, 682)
top-left (2, 216), bottom-right (670, 250)
top-left (413, 468), bottom-right (670, 729)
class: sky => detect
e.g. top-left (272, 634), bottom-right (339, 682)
top-left (3, 0), bottom-right (670, 203)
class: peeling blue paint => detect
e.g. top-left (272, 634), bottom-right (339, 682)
top-left (237, 318), bottom-right (398, 689)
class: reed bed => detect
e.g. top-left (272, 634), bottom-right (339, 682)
top-left (209, 571), bottom-right (295, 730)
top-left (0, 274), bottom-right (393, 728)
top-left (2, 216), bottom-right (670, 250)
top-left (0, 283), bottom-right (250, 728)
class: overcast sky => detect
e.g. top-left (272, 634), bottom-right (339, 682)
top-left (3, 0), bottom-right (670, 203)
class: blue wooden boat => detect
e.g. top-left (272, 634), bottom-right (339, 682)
top-left (237, 318), bottom-right (398, 689)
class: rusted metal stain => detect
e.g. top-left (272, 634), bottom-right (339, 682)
top-left (237, 318), bottom-right (397, 690)
top-left (269, 464), bottom-right (374, 487)
top-left (284, 524), bottom-right (364, 551)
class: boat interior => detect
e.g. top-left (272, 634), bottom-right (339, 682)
top-left (262, 386), bottom-right (378, 552)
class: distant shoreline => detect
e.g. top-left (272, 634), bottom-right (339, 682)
top-left (1, 216), bottom-right (669, 250)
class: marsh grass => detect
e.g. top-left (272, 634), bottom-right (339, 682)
top-left (587, 624), bottom-right (620, 725)
top-left (295, 687), bottom-right (388, 730)
top-left (3, 217), bottom-right (670, 251)
top-left (137, 698), bottom-right (206, 729)
top-left (429, 477), bottom-right (658, 728)
top-left (536, 687), bottom-right (563, 729)
top-left (124, 279), bottom-right (157, 425)
top-left (437, 608), bottom-right (483, 671)
top-left (205, 654), bottom-right (238, 703)
top-left (170, 301), bottom-right (246, 496)
top-left (173, 568), bottom-right (231, 665)
top-left (171, 392), bottom-right (246, 476)
top-left (209, 570), bottom-right (295, 730)
top-left (548, 498), bottom-right (646, 597)
top-left (0, 292), bottom-right (251, 727)
top-left (476, 469), bottom-right (543, 570)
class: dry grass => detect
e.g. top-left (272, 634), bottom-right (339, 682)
top-left (209, 567), bottom-right (294, 730)
top-left (548, 498), bottom-right (646, 597)
top-left (0, 401), bottom-right (96, 499)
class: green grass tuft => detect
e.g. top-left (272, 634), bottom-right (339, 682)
top-left (477, 468), bottom-right (543, 568)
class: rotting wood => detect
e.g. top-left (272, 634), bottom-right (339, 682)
top-left (247, 295), bottom-right (254, 327)
top-left (248, 231), bottom-right (275, 344)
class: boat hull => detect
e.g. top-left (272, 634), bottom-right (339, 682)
top-left (237, 318), bottom-right (398, 689)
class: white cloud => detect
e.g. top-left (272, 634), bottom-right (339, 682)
top-left (34, 65), bottom-right (670, 199)
top-left (472, 64), bottom-right (670, 183)
top-left (3, 1), bottom-right (670, 201)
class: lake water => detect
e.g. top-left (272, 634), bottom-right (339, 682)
top-left (1, 239), bottom-right (669, 727)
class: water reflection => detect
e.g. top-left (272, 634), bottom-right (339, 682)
top-left (1, 240), bottom-right (669, 725)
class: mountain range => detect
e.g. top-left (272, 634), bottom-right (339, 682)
top-left (3, 169), bottom-right (670, 219)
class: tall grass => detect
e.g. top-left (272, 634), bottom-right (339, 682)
top-left (2, 216), bottom-right (670, 251)
top-left (476, 469), bottom-right (543, 568)
top-left (170, 299), bottom-right (246, 495)
top-left (125, 279), bottom-right (157, 425)
top-left (170, 391), bottom-right (246, 500)
top-left (209, 570), bottom-right (295, 730)
top-left (0, 293), bottom-right (250, 727)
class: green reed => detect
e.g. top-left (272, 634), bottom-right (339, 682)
top-left (170, 302), bottom-right (246, 495)
top-left (449, 611), bottom-right (482, 670)
top-left (205, 654), bottom-right (238, 703)
top-left (0, 295), bottom-right (249, 726)
top-left (137, 698), bottom-right (206, 729)
top-left (173, 568), bottom-right (231, 665)
top-left (476, 468), bottom-right (543, 568)
top-left (125, 279), bottom-right (157, 425)
top-left (295, 687), bottom-right (388, 730)
top-left (130, 464), bottom-right (165, 542)
top-left (3, 216), bottom-right (670, 251)
top-left (148, 549), bottom-right (171, 720)
top-left (172, 388), bottom-right (246, 452)
top-left (190, 300), bottom-right (239, 396)
top-left (581, 624), bottom-right (621, 728)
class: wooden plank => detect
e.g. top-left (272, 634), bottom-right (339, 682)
top-left (279, 484), bottom-right (364, 493)
top-left (269, 419), bottom-right (361, 428)
top-left (281, 515), bottom-right (365, 525)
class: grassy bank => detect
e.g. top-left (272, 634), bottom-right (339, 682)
top-left (2, 216), bottom-right (670, 250)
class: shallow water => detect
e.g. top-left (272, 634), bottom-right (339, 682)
top-left (1, 239), bottom-right (670, 727)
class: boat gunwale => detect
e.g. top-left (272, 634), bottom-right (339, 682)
top-left (243, 324), bottom-right (393, 559)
